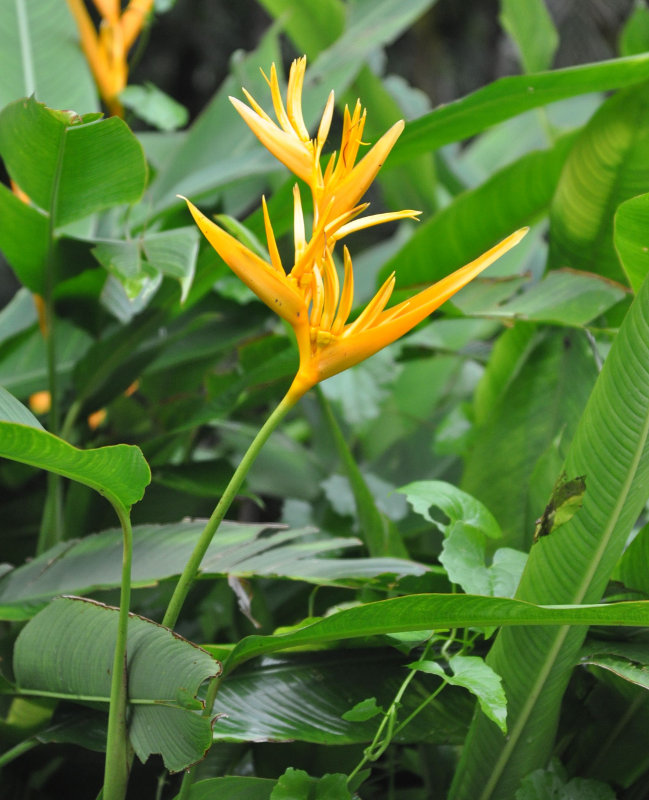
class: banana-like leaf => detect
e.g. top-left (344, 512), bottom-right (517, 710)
top-left (378, 134), bottom-right (575, 288)
top-left (13, 596), bottom-right (220, 772)
top-left (549, 84), bottom-right (649, 282)
top-left (462, 327), bottom-right (597, 548)
top-left (393, 54), bottom-right (649, 164)
top-left (450, 234), bottom-right (649, 798)
top-left (0, 522), bottom-right (428, 620)
top-left (217, 594), bottom-right (649, 675)
top-left (0, 98), bottom-right (146, 231)
top-left (212, 649), bottom-right (473, 744)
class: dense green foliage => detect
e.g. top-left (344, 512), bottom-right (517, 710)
top-left (3, 1), bottom-right (649, 799)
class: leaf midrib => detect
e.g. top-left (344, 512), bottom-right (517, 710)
top-left (15, 0), bottom-right (35, 98)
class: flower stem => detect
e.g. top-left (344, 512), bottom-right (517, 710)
top-left (102, 504), bottom-right (134, 800)
top-left (162, 390), bottom-right (297, 630)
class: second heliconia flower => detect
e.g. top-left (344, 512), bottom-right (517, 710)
top-left (183, 56), bottom-right (527, 401)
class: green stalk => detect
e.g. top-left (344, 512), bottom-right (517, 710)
top-left (102, 505), bottom-right (134, 800)
top-left (36, 123), bottom-right (66, 555)
top-left (0, 738), bottom-right (38, 769)
top-left (162, 390), bottom-right (297, 629)
top-left (164, 391), bottom-right (297, 800)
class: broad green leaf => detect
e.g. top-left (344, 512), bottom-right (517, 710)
top-left (175, 778), bottom-right (276, 800)
top-left (411, 655), bottom-right (507, 733)
top-left (619, 3), bottom-right (649, 57)
top-left (270, 769), bottom-right (351, 800)
top-left (400, 481), bottom-right (528, 599)
top-left (549, 84), bottom-right (649, 282)
top-left (398, 480), bottom-right (503, 539)
top-left (455, 269), bottom-right (628, 328)
top-left (614, 192), bottom-right (649, 292)
top-left (0, 386), bottom-right (42, 429)
top-left (451, 244), bottom-right (649, 798)
top-left (392, 54), bottom-right (649, 164)
top-left (0, 420), bottom-right (149, 514)
top-left (13, 597), bottom-right (219, 771)
top-left (462, 327), bottom-right (597, 547)
top-left (379, 134), bottom-right (575, 288)
top-left (0, 0), bottom-right (97, 111)
top-left (119, 83), bottom-right (189, 132)
top-left (441, 530), bottom-right (527, 598)
top-left (0, 98), bottom-right (147, 228)
top-left (516, 766), bottom-right (616, 800)
top-left (212, 649), bottom-right (472, 744)
top-left (0, 523), bottom-right (428, 620)
top-left (0, 183), bottom-right (49, 293)
top-left (500, 0), bottom-right (558, 73)
top-left (221, 594), bottom-right (649, 674)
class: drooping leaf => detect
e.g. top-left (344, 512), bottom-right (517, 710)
top-left (0, 523), bottom-right (428, 620)
top-left (0, 0), bottom-right (97, 111)
top-left (549, 84), bottom-right (649, 282)
top-left (579, 641), bottom-right (649, 692)
top-left (0, 98), bottom-right (147, 230)
top-left (13, 596), bottom-right (220, 772)
top-left (0, 420), bottom-right (150, 514)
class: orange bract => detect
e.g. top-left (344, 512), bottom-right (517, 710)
top-left (185, 57), bottom-right (527, 401)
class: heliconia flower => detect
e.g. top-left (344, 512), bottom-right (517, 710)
top-left (184, 56), bottom-right (528, 402)
top-left (66, 0), bottom-right (154, 115)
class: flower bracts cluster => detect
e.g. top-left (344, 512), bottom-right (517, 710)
top-left (185, 57), bottom-right (527, 400)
